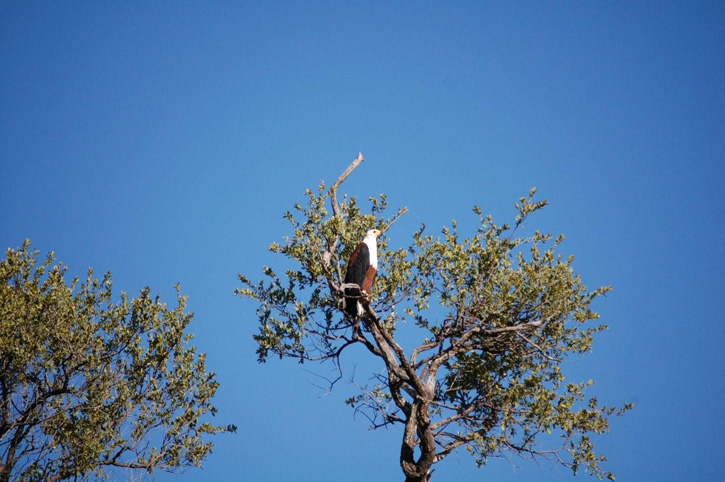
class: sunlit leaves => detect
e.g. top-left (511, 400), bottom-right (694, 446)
top-left (0, 240), bottom-right (233, 481)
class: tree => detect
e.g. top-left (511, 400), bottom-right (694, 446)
top-left (238, 154), bottom-right (632, 482)
top-left (0, 241), bottom-right (234, 482)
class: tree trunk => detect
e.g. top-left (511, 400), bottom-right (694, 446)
top-left (400, 397), bottom-right (436, 482)
top-left (405, 471), bottom-right (432, 482)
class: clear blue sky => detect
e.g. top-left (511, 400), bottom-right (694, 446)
top-left (2, 2), bottom-right (723, 481)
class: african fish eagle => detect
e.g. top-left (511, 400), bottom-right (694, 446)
top-left (343, 229), bottom-right (381, 317)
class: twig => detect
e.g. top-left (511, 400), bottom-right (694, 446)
top-left (515, 331), bottom-right (561, 362)
top-left (301, 367), bottom-right (344, 396)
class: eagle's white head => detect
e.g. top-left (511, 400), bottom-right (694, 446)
top-left (364, 229), bottom-right (381, 240)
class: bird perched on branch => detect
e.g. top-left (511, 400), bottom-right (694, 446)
top-left (343, 229), bottom-right (381, 317)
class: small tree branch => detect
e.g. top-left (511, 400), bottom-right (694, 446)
top-left (516, 331), bottom-right (561, 362)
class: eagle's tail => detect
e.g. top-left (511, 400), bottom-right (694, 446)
top-left (343, 286), bottom-right (362, 317)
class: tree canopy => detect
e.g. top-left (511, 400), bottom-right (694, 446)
top-left (238, 154), bottom-right (632, 482)
top-left (0, 241), bottom-right (234, 482)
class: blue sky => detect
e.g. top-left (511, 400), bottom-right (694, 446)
top-left (1, 2), bottom-right (723, 481)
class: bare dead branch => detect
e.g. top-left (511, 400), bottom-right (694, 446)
top-left (330, 152), bottom-right (365, 217)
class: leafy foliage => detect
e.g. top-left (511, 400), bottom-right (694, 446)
top-left (0, 241), bottom-right (234, 482)
top-left (238, 159), bottom-right (631, 482)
